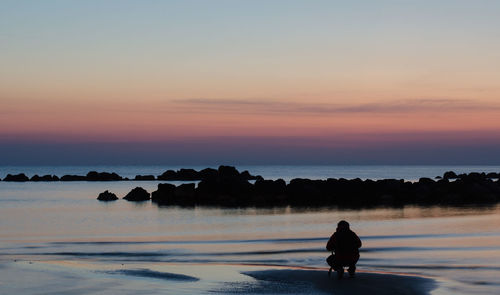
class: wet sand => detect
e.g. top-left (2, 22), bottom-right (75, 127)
top-left (0, 259), bottom-right (436, 295)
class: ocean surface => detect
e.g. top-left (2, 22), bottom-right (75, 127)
top-left (1, 165), bottom-right (499, 295)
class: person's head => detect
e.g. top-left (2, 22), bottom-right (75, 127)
top-left (337, 220), bottom-right (350, 231)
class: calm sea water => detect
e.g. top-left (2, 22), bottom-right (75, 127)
top-left (1, 166), bottom-right (499, 294)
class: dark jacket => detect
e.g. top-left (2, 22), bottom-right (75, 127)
top-left (326, 229), bottom-right (362, 263)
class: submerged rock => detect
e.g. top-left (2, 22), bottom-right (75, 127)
top-left (123, 187), bottom-right (150, 201)
top-left (97, 190), bottom-right (118, 201)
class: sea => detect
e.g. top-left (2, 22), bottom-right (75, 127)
top-left (0, 165), bottom-right (499, 295)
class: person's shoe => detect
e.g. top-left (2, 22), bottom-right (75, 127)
top-left (348, 266), bottom-right (356, 277)
top-left (337, 268), bottom-right (344, 280)
top-left (328, 267), bottom-right (332, 277)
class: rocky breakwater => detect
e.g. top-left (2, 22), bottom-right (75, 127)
top-left (2, 167), bottom-right (260, 182)
top-left (107, 170), bottom-right (500, 207)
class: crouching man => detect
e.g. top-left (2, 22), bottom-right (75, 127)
top-left (326, 220), bottom-right (362, 279)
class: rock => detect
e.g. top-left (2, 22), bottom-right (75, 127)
top-left (31, 174), bottom-right (58, 181)
top-left (418, 177), bottom-right (435, 184)
top-left (97, 190), bottom-right (118, 201)
top-left (252, 179), bottom-right (287, 205)
top-left (486, 172), bottom-right (500, 179)
top-left (196, 173), bottom-right (254, 206)
top-left (60, 175), bottom-right (87, 181)
top-left (199, 168), bottom-right (218, 180)
top-left (177, 169), bottom-right (200, 180)
top-left (174, 183), bottom-right (196, 204)
top-left (87, 171), bottom-right (122, 181)
top-left (157, 170), bottom-right (177, 180)
top-left (218, 165), bottom-right (240, 179)
top-left (4, 173), bottom-right (29, 182)
top-left (123, 187), bottom-right (150, 201)
top-left (443, 171), bottom-right (458, 179)
top-left (156, 167), bottom-right (260, 181)
top-left (151, 183), bottom-right (176, 204)
top-left (240, 170), bottom-right (262, 180)
top-left (254, 179), bottom-right (286, 196)
top-left (134, 175), bottom-right (155, 181)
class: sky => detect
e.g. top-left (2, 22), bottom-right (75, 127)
top-left (1, 0), bottom-right (500, 165)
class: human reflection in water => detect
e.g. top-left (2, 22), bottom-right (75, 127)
top-left (326, 220), bottom-right (362, 279)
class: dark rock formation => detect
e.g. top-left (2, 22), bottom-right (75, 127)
top-left (4, 173), bottom-right (29, 182)
top-left (177, 169), bottom-right (199, 180)
top-left (159, 172), bottom-right (499, 207)
top-left (443, 171), bottom-right (458, 179)
top-left (123, 187), bottom-right (150, 201)
top-left (157, 170), bottom-right (177, 180)
top-left (134, 175), bottom-right (155, 181)
top-left (196, 168), bottom-right (254, 206)
top-left (486, 172), bottom-right (500, 179)
top-left (60, 175), bottom-right (87, 181)
top-left (199, 168), bottom-right (218, 179)
top-left (97, 190), bottom-right (118, 201)
top-left (151, 183), bottom-right (176, 204)
top-left (174, 183), bottom-right (196, 205)
top-left (30, 174), bottom-right (59, 181)
top-left (87, 171), bottom-right (122, 181)
top-left (253, 179), bottom-right (287, 205)
top-left (156, 166), bottom-right (261, 181)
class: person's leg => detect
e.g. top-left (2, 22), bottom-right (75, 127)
top-left (331, 259), bottom-right (344, 279)
top-left (337, 266), bottom-right (344, 279)
top-left (348, 264), bottom-right (356, 277)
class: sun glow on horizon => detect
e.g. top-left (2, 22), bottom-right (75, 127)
top-left (1, 1), bottom-right (500, 163)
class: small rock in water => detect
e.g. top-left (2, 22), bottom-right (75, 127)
top-left (123, 187), bottom-right (151, 201)
top-left (97, 190), bottom-right (118, 201)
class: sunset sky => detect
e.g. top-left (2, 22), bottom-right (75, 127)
top-left (1, 1), bottom-right (500, 164)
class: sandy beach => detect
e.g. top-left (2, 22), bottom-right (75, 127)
top-left (0, 259), bottom-right (436, 295)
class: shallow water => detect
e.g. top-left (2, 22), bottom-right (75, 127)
top-left (1, 166), bottom-right (500, 294)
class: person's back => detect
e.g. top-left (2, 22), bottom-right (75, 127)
top-left (326, 220), bottom-right (361, 278)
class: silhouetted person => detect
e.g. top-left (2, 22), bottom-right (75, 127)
top-left (326, 220), bottom-right (362, 279)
